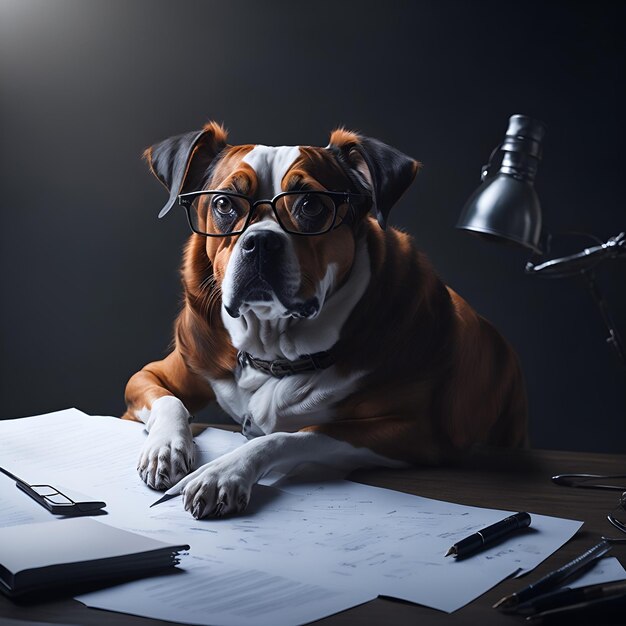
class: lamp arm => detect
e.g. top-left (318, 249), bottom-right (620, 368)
top-left (525, 231), bottom-right (626, 369)
top-left (583, 271), bottom-right (626, 368)
top-left (525, 232), bottom-right (626, 278)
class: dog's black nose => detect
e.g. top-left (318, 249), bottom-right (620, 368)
top-left (241, 230), bottom-right (284, 255)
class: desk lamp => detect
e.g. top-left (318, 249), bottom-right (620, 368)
top-left (456, 114), bottom-right (626, 368)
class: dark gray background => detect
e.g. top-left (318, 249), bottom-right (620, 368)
top-left (1, 0), bottom-right (624, 452)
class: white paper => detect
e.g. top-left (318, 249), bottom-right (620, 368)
top-left (275, 480), bottom-right (583, 611)
top-left (79, 553), bottom-right (375, 626)
top-left (0, 410), bottom-right (585, 619)
top-left (567, 556), bottom-right (626, 588)
top-left (0, 471), bottom-right (55, 528)
top-left (193, 425), bottom-right (248, 462)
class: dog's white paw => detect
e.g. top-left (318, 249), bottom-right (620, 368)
top-left (136, 397), bottom-right (194, 491)
top-left (138, 428), bottom-right (194, 490)
top-left (179, 455), bottom-right (254, 519)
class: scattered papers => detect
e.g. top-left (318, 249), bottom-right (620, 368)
top-left (0, 409), bottom-right (586, 623)
top-left (272, 480), bottom-right (582, 610)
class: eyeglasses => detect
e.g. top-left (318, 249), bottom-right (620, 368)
top-left (608, 491), bottom-right (626, 534)
top-left (178, 190), bottom-right (366, 237)
top-left (552, 474), bottom-right (626, 538)
top-left (0, 466), bottom-right (106, 515)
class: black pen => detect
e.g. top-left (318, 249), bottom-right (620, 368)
top-left (516, 579), bottom-right (626, 616)
top-left (493, 539), bottom-right (612, 611)
top-left (445, 512), bottom-right (531, 559)
top-left (525, 589), bottom-right (626, 622)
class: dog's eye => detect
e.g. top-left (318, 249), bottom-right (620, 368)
top-left (212, 195), bottom-right (235, 215)
top-left (295, 195), bottom-right (325, 218)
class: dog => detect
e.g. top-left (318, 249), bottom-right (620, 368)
top-left (123, 121), bottom-right (528, 519)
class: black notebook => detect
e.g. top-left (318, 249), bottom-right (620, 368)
top-left (0, 517), bottom-right (189, 597)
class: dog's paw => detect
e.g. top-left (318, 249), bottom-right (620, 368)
top-left (138, 429), bottom-right (194, 491)
top-left (179, 456), bottom-right (254, 519)
top-left (137, 398), bottom-right (194, 490)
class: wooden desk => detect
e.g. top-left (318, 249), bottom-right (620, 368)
top-left (2, 445), bottom-right (624, 625)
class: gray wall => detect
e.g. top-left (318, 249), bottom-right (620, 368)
top-left (1, 0), bottom-right (624, 452)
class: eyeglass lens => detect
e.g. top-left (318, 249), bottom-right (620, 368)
top-left (31, 484), bottom-right (74, 506)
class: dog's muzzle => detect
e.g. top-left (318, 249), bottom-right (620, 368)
top-left (224, 229), bottom-right (318, 319)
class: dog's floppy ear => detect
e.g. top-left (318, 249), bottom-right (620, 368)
top-left (144, 121), bottom-right (228, 218)
top-left (328, 128), bottom-right (420, 229)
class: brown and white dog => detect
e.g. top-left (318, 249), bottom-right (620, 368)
top-left (123, 122), bottom-right (528, 519)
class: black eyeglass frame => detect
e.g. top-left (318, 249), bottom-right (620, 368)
top-left (608, 491), bottom-right (626, 534)
top-left (178, 190), bottom-right (368, 237)
top-left (0, 466), bottom-right (106, 516)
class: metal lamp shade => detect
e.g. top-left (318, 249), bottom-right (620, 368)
top-left (457, 173), bottom-right (542, 254)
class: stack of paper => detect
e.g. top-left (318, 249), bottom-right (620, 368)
top-left (0, 517), bottom-right (188, 597)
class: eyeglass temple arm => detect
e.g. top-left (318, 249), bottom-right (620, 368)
top-left (552, 474), bottom-right (626, 490)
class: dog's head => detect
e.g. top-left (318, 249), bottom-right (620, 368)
top-left (144, 122), bottom-right (419, 322)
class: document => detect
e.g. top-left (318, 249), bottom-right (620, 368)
top-left (80, 554), bottom-right (375, 626)
top-left (0, 409), bottom-right (587, 621)
top-left (0, 408), bottom-right (247, 490)
top-left (269, 480), bottom-right (583, 610)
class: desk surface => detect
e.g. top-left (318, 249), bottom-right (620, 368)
top-left (2, 442), bottom-right (624, 625)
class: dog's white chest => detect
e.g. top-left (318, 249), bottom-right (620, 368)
top-left (211, 239), bottom-right (372, 436)
top-left (209, 366), bottom-right (364, 436)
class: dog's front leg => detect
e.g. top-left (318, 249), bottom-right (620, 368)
top-left (174, 430), bottom-right (408, 519)
top-left (136, 396), bottom-right (194, 490)
top-left (124, 350), bottom-right (215, 490)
